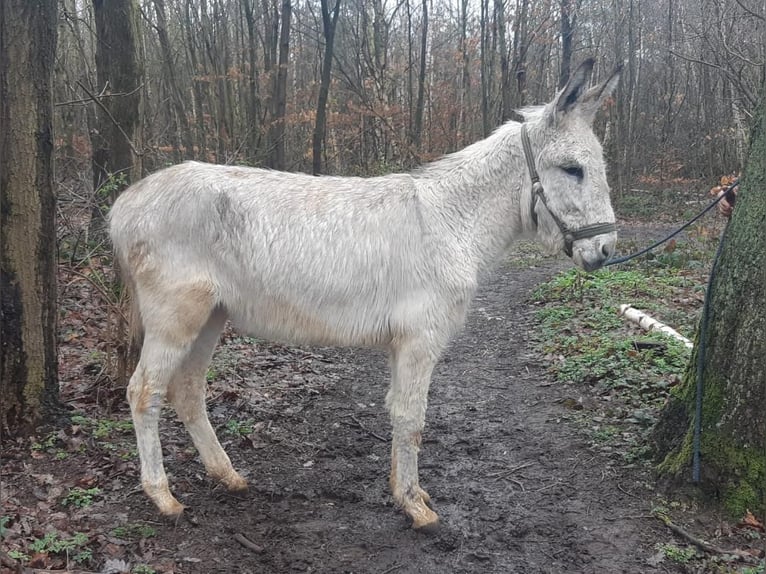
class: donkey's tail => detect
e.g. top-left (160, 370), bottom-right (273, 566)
top-left (124, 274), bottom-right (144, 351)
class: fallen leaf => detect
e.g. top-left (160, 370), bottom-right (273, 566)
top-left (739, 509), bottom-right (765, 532)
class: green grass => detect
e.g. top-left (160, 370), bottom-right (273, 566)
top-left (531, 229), bottom-right (720, 463)
top-left (533, 266), bottom-right (693, 405)
top-left (62, 487), bottom-right (101, 508)
top-left (28, 531), bottom-right (92, 564)
top-left (111, 523), bottom-right (157, 540)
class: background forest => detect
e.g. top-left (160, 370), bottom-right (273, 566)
top-left (56, 0), bottom-right (763, 192)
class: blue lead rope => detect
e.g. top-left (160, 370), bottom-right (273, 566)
top-left (604, 181), bottom-right (738, 483)
top-left (605, 182), bottom-right (736, 266)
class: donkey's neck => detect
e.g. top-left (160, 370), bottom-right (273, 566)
top-left (417, 122), bottom-right (534, 270)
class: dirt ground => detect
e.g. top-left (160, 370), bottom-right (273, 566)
top-left (3, 226), bottom-right (718, 574)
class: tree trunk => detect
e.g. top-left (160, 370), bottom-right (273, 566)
top-left (0, 0), bottom-right (61, 437)
top-left (652, 99), bottom-right (766, 519)
top-left (312, 0), bottom-right (341, 175)
top-left (270, 0), bottom-right (292, 170)
top-left (411, 0), bottom-right (427, 151)
top-left (91, 0), bottom-right (143, 234)
top-left (558, 0), bottom-right (576, 89)
top-left (511, 0), bottom-right (530, 109)
top-left (242, 0), bottom-right (263, 163)
top-left (496, 0), bottom-right (511, 122)
top-left (153, 0), bottom-right (193, 160)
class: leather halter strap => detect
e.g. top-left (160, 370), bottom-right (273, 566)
top-left (520, 123), bottom-right (616, 257)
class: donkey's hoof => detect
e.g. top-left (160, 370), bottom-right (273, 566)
top-left (157, 496), bottom-right (185, 518)
top-left (144, 481), bottom-right (185, 517)
top-left (408, 503), bottom-right (440, 532)
top-left (221, 471), bottom-right (249, 493)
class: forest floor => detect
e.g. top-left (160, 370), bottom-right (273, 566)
top-left (2, 194), bottom-right (764, 574)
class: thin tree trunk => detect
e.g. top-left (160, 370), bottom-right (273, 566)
top-left (270, 0), bottom-right (291, 169)
top-left (243, 0), bottom-right (263, 162)
top-left (185, 0), bottom-right (207, 160)
top-left (154, 0), bottom-right (193, 160)
top-left (90, 0), bottom-right (143, 235)
top-left (312, 0), bottom-right (341, 174)
top-left (496, 0), bottom-right (511, 121)
top-left (412, 0), bottom-right (428, 150)
top-left (0, 0), bottom-right (61, 436)
top-left (558, 0), bottom-right (576, 89)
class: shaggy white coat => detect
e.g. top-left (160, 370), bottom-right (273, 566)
top-left (109, 59), bottom-right (620, 528)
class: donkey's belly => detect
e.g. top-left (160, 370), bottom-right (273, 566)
top-left (225, 294), bottom-right (395, 348)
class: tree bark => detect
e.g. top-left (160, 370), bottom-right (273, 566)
top-left (0, 0), bottom-right (61, 437)
top-left (270, 0), bottom-right (292, 170)
top-left (558, 0), bottom-right (577, 89)
top-left (312, 0), bottom-right (341, 175)
top-left (496, 0), bottom-right (511, 122)
top-left (153, 0), bottom-right (193, 161)
top-left (411, 0), bottom-right (428, 151)
top-left (91, 0), bottom-right (143, 233)
top-left (652, 100), bottom-right (766, 519)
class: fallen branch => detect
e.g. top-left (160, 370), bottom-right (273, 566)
top-left (618, 305), bottom-right (693, 349)
top-left (233, 532), bottom-right (264, 553)
top-left (340, 413), bottom-right (387, 442)
top-left (655, 513), bottom-right (759, 563)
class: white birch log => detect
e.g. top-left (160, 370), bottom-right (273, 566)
top-left (618, 304), bottom-right (694, 349)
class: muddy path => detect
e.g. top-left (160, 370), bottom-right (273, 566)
top-left (130, 252), bottom-right (672, 574)
top-left (2, 229), bottom-right (692, 574)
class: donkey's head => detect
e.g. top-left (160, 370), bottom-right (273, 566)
top-left (522, 59), bottom-right (620, 271)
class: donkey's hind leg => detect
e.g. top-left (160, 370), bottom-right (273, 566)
top-left (127, 280), bottom-right (218, 516)
top-left (166, 307), bottom-right (247, 493)
top-left (386, 338), bottom-right (442, 530)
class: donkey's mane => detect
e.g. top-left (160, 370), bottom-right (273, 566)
top-left (412, 106), bottom-right (547, 180)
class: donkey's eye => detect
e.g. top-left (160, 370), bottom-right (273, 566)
top-left (561, 165), bottom-right (584, 180)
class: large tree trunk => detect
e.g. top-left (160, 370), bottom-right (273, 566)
top-left (652, 99), bottom-right (766, 518)
top-left (0, 0), bottom-right (61, 437)
top-left (90, 0), bottom-right (143, 235)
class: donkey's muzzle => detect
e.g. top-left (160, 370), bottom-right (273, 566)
top-left (574, 232), bottom-right (617, 271)
top-left (562, 222), bottom-right (617, 258)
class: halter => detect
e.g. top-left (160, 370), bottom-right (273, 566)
top-left (520, 123), bottom-right (616, 257)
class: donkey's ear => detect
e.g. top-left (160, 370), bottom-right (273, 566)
top-left (578, 64), bottom-right (622, 121)
top-left (552, 58), bottom-right (595, 117)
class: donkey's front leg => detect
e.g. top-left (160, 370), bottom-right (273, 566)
top-left (386, 341), bottom-right (440, 530)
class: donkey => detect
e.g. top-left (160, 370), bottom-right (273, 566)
top-left (109, 59), bottom-right (620, 530)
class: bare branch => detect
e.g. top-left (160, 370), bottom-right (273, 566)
top-left (76, 80), bottom-right (143, 157)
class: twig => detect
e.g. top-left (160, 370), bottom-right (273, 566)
top-left (65, 267), bottom-right (128, 324)
top-left (346, 415), bottom-right (387, 442)
top-left (488, 461), bottom-right (535, 480)
top-left (655, 513), bottom-right (758, 562)
top-left (380, 564), bottom-right (404, 574)
top-left (233, 532), bottom-right (264, 553)
top-left (533, 480), bottom-right (561, 493)
top-left (617, 482), bottom-right (641, 500)
top-left (76, 80), bottom-right (143, 157)
top-left (55, 83), bottom-right (144, 107)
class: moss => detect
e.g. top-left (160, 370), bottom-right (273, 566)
top-left (655, 336), bottom-right (766, 516)
top-left (706, 438), bottom-right (766, 517)
top-left (656, 426), bottom-right (694, 476)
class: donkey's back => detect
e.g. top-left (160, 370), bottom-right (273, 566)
top-left (110, 161), bottom-right (473, 348)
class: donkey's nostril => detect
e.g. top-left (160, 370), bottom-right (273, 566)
top-left (601, 243), bottom-right (614, 258)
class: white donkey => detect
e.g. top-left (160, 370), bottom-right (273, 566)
top-left (110, 59), bottom-right (620, 530)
